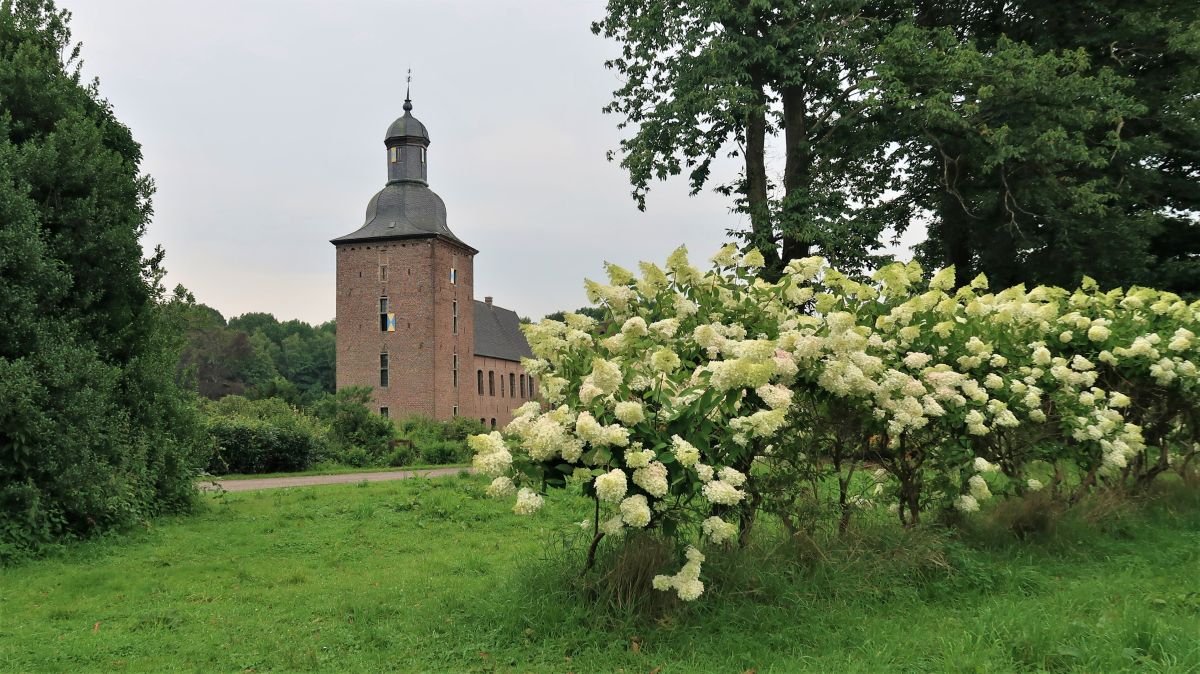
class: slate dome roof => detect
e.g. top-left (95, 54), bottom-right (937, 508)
top-left (330, 181), bottom-right (465, 245)
top-left (386, 100), bottom-right (429, 141)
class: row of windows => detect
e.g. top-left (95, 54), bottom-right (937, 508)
top-left (383, 406), bottom-right (461, 417)
top-left (386, 353), bottom-right (519, 397)
top-left (475, 370), bottom-right (534, 399)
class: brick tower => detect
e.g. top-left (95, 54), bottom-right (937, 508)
top-left (331, 95), bottom-right (478, 420)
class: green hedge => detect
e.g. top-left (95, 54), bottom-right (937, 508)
top-left (206, 418), bottom-right (323, 474)
top-left (203, 396), bottom-right (329, 474)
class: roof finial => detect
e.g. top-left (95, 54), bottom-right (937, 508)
top-left (403, 68), bottom-right (413, 112)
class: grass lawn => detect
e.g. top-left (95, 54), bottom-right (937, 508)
top-left (214, 462), bottom-right (471, 481)
top-left (2, 475), bottom-right (1199, 672)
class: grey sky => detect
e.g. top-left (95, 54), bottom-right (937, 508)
top-left (69, 1), bottom-right (917, 325)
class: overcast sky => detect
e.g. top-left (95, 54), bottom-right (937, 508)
top-left (69, 1), bottom-right (917, 325)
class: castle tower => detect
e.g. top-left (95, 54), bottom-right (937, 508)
top-left (331, 95), bottom-right (477, 420)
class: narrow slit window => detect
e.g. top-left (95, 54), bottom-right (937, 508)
top-left (379, 296), bottom-right (389, 332)
top-left (488, 371), bottom-right (495, 396)
top-left (450, 267), bottom-right (457, 284)
top-left (509, 373), bottom-right (515, 399)
top-left (520, 374), bottom-right (526, 398)
top-left (477, 370), bottom-right (484, 395)
top-left (452, 300), bottom-right (458, 335)
top-left (452, 353), bottom-right (459, 388)
top-left (379, 265), bottom-right (388, 282)
top-left (389, 147), bottom-right (399, 163)
top-left (379, 352), bottom-right (389, 388)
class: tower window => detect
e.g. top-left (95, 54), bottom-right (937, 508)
top-left (490, 418), bottom-right (496, 429)
top-left (452, 353), bottom-right (459, 388)
top-left (450, 267), bottom-right (457, 284)
top-left (379, 264), bottom-right (388, 282)
top-left (520, 374), bottom-right (526, 398)
top-left (452, 406), bottom-right (458, 417)
top-left (452, 300), bottom-right (458, 335)
top-left (379, 352), bottom-right (389, 388)
top-left (477, 370), bottom-right (484, 395)
top-left (389, 147), bottom-right (399, 163)
top-left (379, 296), bottom-right (389, 332)
top-left (380, 407), bottom-right (389, 418)
top-left (421, 147), bottom-right (427, 165)
top-left (510, 373), bottom-right (516, 399)
top-left (489, 371), bottom-right (495, 396)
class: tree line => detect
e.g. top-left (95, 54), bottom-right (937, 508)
top-left (169, 291), bottom-right (335, 404)
top-left (595, 0), bottom-right (1199, 292)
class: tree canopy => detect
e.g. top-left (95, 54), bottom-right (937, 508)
top-left (0, 0), bottom-right (203, 560)
top-left (595, 0), bottom-right (1200, 291)
top-left (170, 290), bottom-right (335, 404)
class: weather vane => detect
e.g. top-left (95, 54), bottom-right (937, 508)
top-left (404, 68), bottom-right (413, 111)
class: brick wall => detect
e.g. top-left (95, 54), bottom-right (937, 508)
top-left (336, 234), bottom-right (531, 426)
top-left (466, 354), bottom-right (535, 429)
top-left (335, 237), bottom-right (468, 419)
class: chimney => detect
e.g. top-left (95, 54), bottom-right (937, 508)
top-left (484, 296), bottom-right (493, 306)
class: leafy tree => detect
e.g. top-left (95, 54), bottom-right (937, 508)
top-left (593, 0), bottom-right (903, 276)
top-left (0, 0), bottom-right (203, 559)
top-left (173, 302), bottom-right (334, 402)
top-left (595, 0), bottom-right (1199, 292)
top-left (880, 24), bottom-right (1144, 289)
top-left (882, 0), bottom-right (1200, 291)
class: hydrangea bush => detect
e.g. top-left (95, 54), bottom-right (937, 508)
top-left (471, 245), bottom-right (1200, 601)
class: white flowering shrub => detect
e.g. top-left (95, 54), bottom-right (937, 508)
top-left (473, 245), bottom-right (797, 601)
top-left (472, 244), bottom-right (1200, 602)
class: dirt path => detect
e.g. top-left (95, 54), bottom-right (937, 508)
top-left (202, 467), bottom-right (471, 493)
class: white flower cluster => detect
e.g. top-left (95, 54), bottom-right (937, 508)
top-left (471, 244), bottom-right (1200, 600)
top-left (652, 546), bottom-right (706, 601)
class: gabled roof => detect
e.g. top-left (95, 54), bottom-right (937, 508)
top-left (474, 300), bottom-right (533, 362)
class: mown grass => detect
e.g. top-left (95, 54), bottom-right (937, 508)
top-left (1, 474), bottom-right (1198, 672)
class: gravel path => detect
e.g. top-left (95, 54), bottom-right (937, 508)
top-left (202, 467), bottom-right (471, 492)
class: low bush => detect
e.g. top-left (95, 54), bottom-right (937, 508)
top-left (416, 439), bottom-right (470, 465)
top-left (203, 396), bottom-right (328, 474)
top-left (203, 392), bottom-right (483, 474)
top-left (396, 414), bottom-right (483, 465)
top-left (311, 387), bottom-right (395, 464)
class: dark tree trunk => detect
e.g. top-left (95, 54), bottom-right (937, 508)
top-left (781, 84), bottom-right (813, 265)
top-left (745, 81), bottom-right (779, 273)
top-left (939, 185), bottom-right (974, 288)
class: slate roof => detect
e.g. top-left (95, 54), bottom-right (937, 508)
top-left (329, 182), bottom-right (471, 248)
top-left (386, 110), bottom-right (429, 141)
top-left (474, 300), bottom-right (533, 362)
